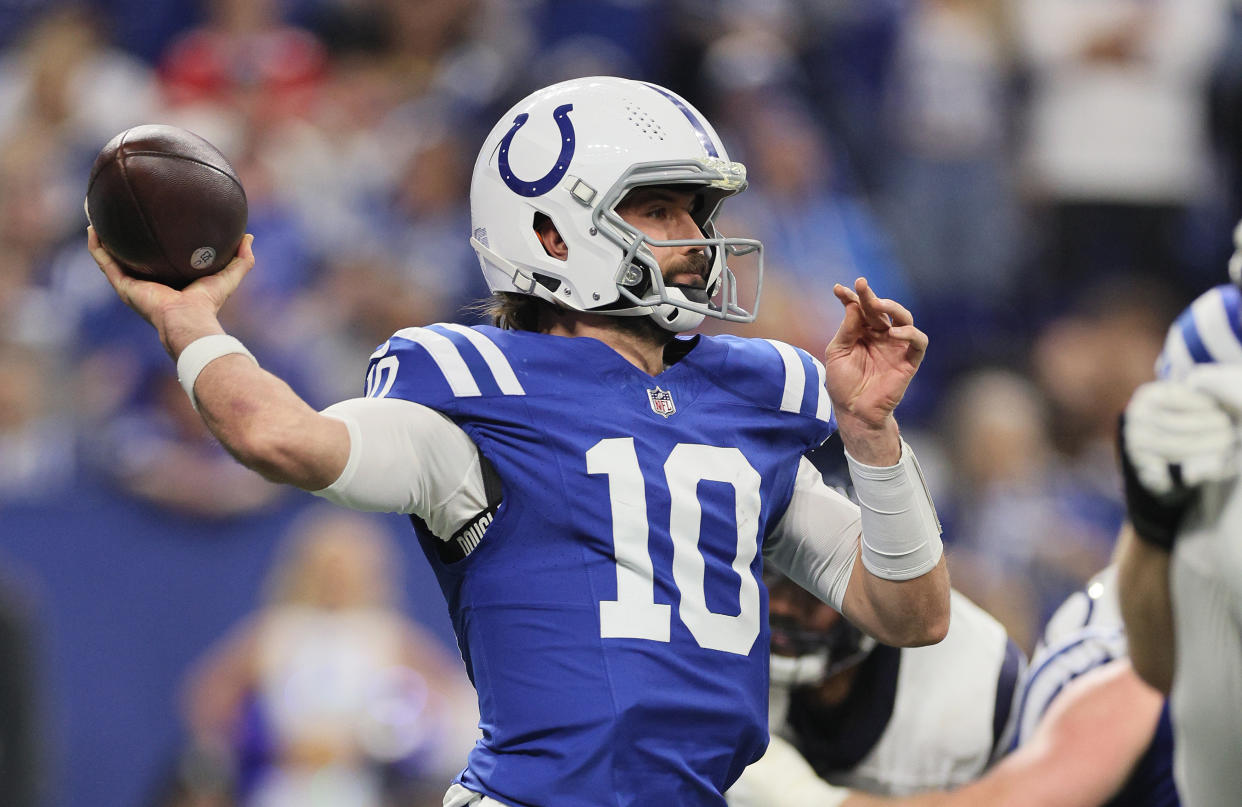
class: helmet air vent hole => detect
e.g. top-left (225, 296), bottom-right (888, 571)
top-left (533, 273), bottom-right (561, 293)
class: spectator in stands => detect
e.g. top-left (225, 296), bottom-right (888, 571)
top-left (940, 369), bottom-right (1103, 650)
top-left (176, 508), bottom-right (478, 807)
top-left (1013, 0), bottom-right (1230, 297)
top-left (880, 0), bottom-right (1021, 374)
top-left (0, 340), bottom-right (73, 498)
top-left (716, 97), bottom-right (911, 361)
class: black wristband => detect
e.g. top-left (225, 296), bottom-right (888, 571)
top-left (1117, 413), bottom-right (1193, 551)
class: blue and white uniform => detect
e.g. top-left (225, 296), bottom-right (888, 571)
top-left (1152, 284), bottom-right (1242, 807)
top-left (727, 591), bottom-right (1022, 804)
top-left (1012, 567), bottom-right (1177, 807)
top-left (317, 324), bottom-right (862, 806)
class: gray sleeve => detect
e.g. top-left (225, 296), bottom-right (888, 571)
top-left (312, 397), bottom-right (488, 541)
top-left (764, 457), bottom-right (861, 611)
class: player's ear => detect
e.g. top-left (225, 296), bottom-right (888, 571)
top-left (533, 213), bottom-right (568, 261)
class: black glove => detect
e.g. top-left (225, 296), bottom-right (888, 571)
top-left (1118, 412), bottom-right (1193, 551)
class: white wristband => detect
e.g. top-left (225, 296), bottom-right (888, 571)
top-left (845, 439), bottom-right (943, 581)
top-left (176, 334), bottom-right (257, 411)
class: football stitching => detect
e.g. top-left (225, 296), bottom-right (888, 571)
top-left (118, 149), bottom-right (246, 283)
top-left (116, 135), bottom-right (180, 282)
top-left (118, 151), bottom-right (245, 192)
top-left (129, 151), bottom-right (247, 280)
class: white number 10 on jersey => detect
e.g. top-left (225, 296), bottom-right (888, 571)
top-left (586, 438), bottom-right (762, 656)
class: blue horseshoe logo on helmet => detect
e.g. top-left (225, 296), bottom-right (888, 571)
top-left (498, 103), bottom-right (575, 197)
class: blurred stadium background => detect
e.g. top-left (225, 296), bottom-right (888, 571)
top-left (1, 0), bottom-right (1241, 805)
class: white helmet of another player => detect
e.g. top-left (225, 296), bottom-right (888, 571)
top-left (766, 568), bottom-right (877, 688)
top-left (469, 76), bottom-right (762, 332)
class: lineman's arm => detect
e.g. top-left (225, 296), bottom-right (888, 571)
top-left (843, 660), bottom-right (1164, 807)
top-left (1115, 525), bottom-right (1175, 693)
top-left (88, 229), bottom-right (350, 490)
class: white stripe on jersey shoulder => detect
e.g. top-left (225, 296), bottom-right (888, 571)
top-left (1158, 325), bottom-right (1195, 380)
top-left (435, 323), bottom-right (526, 395)
top-left (810, 355), bottom-right (832, 423)
top-left (763, 339), bottom-right (831, 422)
top-left (765, 339), bottom-right (806, 413)
top-left (1191, 289), bottom-right (1242, 363)
top-left (391, 326), bottom-right (481, 397)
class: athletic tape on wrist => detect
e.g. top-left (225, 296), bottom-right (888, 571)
top-left (845, 439), bottom-right (944, 581)
top-left (175, 334), bottom-right (257, 411)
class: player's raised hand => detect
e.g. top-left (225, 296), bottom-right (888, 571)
top-left (824, 277), bottom-right (927, 432)
top-left (88, 226), bottom-right (255, 355)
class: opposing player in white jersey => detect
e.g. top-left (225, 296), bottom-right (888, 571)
top-left (728, 563), bottom-right (1176, 807)
top-left (87, 76), bottom-right (950, 806)
top-left (726, 442), bottom-right (1023, 806)
top-left (726, 582), bottom-right (1021, 805)
top-left (1116, 223), bottom-right (1242, 807)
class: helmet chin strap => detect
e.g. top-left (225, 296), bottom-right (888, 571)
top-left (644, 244), bottom-right (723, 332)
top-left (651, 286), bottom-right (708, 332)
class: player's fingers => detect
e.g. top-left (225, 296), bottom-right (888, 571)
top-left (87, 227), bottom-right (134, 291)
top-left (833, 283), bottom-right (859, 307)
top-left (827, 291), bottom-right (864, 353)
top-left (888, 324), bottom-right (929, 353)
top-left (872, 297), bottom-right (914, 327)
top-left (199, 234), bottom-right (255, 294)
top-left (221, 234), bottom-right (255, 278)
top-left (853, 277), bottom-right (893, 330)
top-left (1186, 364), bottom-right (1242, 417)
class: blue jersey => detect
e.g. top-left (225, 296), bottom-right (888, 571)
top-left (365, 324), bottom-right (836, 806)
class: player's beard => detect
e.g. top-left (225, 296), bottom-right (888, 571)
top-left (663, 250), bottom-right (711, 304)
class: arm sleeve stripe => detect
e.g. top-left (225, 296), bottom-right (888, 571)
top-left (1191, 286), bottom-right (1242, 363)
top-left (392, 327), bottom-right (481, 397)
top-left (1177, 307), bottom-right (1214, 365)
top-left (991, 637), bottom-right (1025, 756)
top-left (1158, 325), bottom-right (1195, 380)
top-left (810, 355), bottom-right (833, 424)
top-left (765, 339), bottom-right (806, 413)
top-left (1010, 627), bottom-right (1122, 749)
top-left (436, 323), bottom-right (526, 395)
top-left (1222, 284), bottom-right (1242, 342)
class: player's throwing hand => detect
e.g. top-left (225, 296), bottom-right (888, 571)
top-left (824, 277), bottom-right (927, 432)
top-left (88, 226), bottom-right (255, 356)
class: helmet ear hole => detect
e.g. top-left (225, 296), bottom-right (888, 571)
top-left (533, 212), bottom-right (568, 261)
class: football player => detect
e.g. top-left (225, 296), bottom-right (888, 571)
top-left (1116, 223), bottom-right (1242, 807)
top-left (729, 565), bottom-right (1175, 807)
top-left (726, 577), bottom-right (1022, 805)
top-left (726, 446), bottom-right (1023, 805)
top-left (87, 77), bottom-right (949, 806)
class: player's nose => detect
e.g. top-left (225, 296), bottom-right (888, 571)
top-left (671, 209), bottom-right (701, 244)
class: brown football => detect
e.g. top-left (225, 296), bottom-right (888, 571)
top-left (85, 125), bottom-right (247, 289)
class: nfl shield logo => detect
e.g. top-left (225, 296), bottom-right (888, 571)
top-left (647, 387), bottom-right (676, 418)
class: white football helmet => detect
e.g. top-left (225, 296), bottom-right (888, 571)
top-left (469, 76), bottom-right (762, 332)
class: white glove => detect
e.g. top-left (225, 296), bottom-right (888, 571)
top-left (1123, 372), bottom-right (1242, 497)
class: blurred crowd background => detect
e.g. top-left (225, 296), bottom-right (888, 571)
top-left (2, 0), bottom-right (1241, 805)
